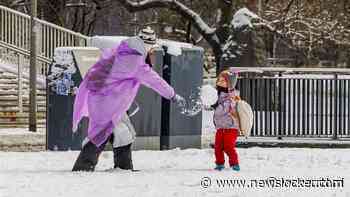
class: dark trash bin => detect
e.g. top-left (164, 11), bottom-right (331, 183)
top-left (160, 46), bottom-right (204, 150)
top-left (47, 38), bottom-right (204, 151)
top-left (46, 47), bottom-right (100, 150)
top-left (90, 37), bottom-right (204, 150)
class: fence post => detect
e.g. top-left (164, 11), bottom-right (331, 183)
top-left (36, 22), bottom-right (42, 57)
top-left (18, 54), bottom-right (24, 113)
top-left (333, 74), bottom-right (338, 140)
top-left (29, 0), bottom-right (38, 132)
top-left (278, 72), bottom-right (283, 140)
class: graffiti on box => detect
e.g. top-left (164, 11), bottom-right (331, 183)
top-left (48, 49), bottom-right (77, 96)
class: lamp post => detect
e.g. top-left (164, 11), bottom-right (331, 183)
top-left (29, 0), bottom-right (37, 132)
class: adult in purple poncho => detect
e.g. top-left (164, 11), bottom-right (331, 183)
top-left (72, 37), bottom-right (182, 171)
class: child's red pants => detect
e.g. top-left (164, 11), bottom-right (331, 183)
top-left (214, 128), bottom-right (239, 166)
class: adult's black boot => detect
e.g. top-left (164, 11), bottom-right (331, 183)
top-left (72, 141), bottom-right (99, 172)
top-left (113, 144), bottom-right (133, 170)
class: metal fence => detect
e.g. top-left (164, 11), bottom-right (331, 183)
top-left (0, 5), bottom-right (89, 113)
top-left (237, 67), bottom-right (350, 139)
top-left (0, 41), bottom-right (50, 113)
top-left (0, 5), bottom-right (88, 61)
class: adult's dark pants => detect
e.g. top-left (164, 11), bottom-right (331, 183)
top-left (72, 135), bottom-right (133, 172)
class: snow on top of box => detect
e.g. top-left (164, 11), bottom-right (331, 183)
top-left (54, 47), bottom-right (100, 53)
top-left (88, 36), bottom-right (129, 50)
top-left (90, 36), bottom-right (129, 42)
top-left (158, 39), bottom-right (194, 56)
top-left (88, 36), bottom-right (196, 56)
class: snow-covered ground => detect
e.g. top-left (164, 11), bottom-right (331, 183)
top-left (0, 148), bottom-right (349, 197)
top-left (0, 128), bottom-right (45, 136)
top-left (1, 60), bottom-right (350, 196)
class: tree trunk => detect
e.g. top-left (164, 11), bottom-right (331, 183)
top-left (214, 50), bottom-right (223, 76)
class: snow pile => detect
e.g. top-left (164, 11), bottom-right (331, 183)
top-left (231, 7), bottom-right (260, 29)
top-left (0, 148), bottom-right (349, 197)
top-left (0, 128), bottom-right (45, 136)
top-left (0, 128), bottom-right (45, 147)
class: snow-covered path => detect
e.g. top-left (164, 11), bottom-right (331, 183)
top-left (0, 148), bottom-right (349, 197)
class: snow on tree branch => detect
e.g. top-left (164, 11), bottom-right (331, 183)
top-left (231, 8), bottom-right (259, 29)
top-left (116, 0), bottom-right (221, 50)
top-left (264, 0), bottom-right (350, 50)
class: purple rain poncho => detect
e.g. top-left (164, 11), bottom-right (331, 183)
top-left (72, 37), bottom-right (175, 147)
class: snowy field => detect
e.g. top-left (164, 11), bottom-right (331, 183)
top-left (1, 148), bottom-right (350, 197)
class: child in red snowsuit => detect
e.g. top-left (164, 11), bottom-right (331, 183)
top-left (209, 69), bottom-right (241, 171)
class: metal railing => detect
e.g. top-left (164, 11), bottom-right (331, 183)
top-left (237, 67), bottom-right (350, 139)
top-left (0, 5), bottom-right (89, 114)
top-left (0, 5), bottom-right (88, 61)
top-left (0, 41), bottom-right (50, 113)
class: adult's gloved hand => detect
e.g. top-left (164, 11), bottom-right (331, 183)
top-left (171, 94), bottom-right (186, 108)
top-left (171, 94), bottom-right (204, 116)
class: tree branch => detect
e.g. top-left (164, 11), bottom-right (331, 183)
top-left (115, 0), bottom-right (221, 52)
top-left (219, 0), bottom-right (230, 5)
top-left (10, 0), bottom-right (26, 7)
top-left (283, 0), bottom-right (295, 12)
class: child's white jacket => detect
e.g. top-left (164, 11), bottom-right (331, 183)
top-left (82, 113), bottom-right (136, 148)
top-left (111, 113), bottom-right (136, 148)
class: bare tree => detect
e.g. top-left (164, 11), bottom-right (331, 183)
top-left (114, 0), bottom-right (350, 68)
top-left (264, 0), bottom-right (350, 66)
top-left (113, 0), bottom-right (265, 73)
top-left (7, 0), bottom-right (349, 68)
